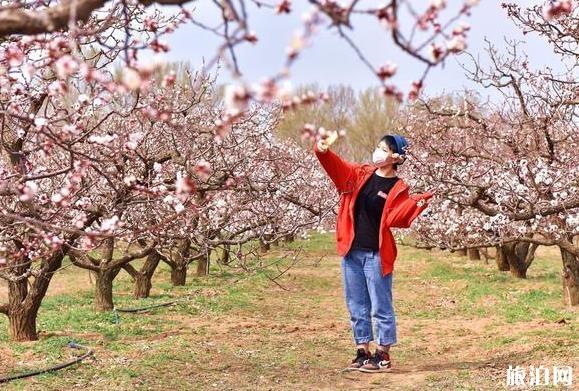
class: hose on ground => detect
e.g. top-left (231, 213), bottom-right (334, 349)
top-left (0, 342), bottom-right (94, 384)
top-left (113, 294), bottom-right (196, 315)
top-left (114, 300), bottom-right (181, 314)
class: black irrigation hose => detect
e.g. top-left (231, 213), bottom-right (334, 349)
top-left (112, 295), bottom-right (195, 324)
top-left (0, 342), bottom-right (94, 384)
top-left (114, 300), bottom-right (181, 313)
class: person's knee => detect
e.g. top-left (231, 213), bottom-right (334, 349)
top-left (371, 308), bottom-right (396, 321)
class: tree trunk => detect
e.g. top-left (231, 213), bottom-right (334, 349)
top-left (285, 233), bottom-right (295, 243)
top-left (456, 248), bottom-right (467, 256)
top-left (259, 240), bottom-right (270, 253)
top-left (165, 238), bottom-right (191, 286)
top-left (560, 246), bottom-right (579, 306)
top-left (219, 246), bottom-right (231, 265)
top-left (7, 277), bottom-right (39, 341)
top-left (468, 248), bottom-right (481, 260)
top-left (500, 242), bottom-right (538, 279)
top-left (94, 268), bottom-right (120, 311)
top-left (123, 251), bottom-right (162, 299)
top-left (196, 254), bottom-right (209, 277)
top-left (495, 245), bottom-right (510, 271)
top-left (134, 275), bottom-right (152, 298)
top-left (9, 307), bottom-right (38, 342)
top-left (5, 252), bottom-right (65, 341)
top-left (171, 266), bottom-right (187, 285)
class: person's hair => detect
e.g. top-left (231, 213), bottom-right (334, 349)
top-left (379, 135), bottom-right (400, 170)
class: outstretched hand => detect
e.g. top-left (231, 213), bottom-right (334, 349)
top-left (316, 130), bottom-right (339, 153)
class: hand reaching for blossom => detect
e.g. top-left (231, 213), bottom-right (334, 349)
top-left (316, 138), bottom-right (329, 153)
top-left (316, 129), bottom-right (339, 153)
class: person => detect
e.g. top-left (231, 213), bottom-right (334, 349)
top-left (313, 134), bottom-right (433, 373)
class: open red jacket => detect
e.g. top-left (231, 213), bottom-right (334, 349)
top-left (314, 143), bottom-right (433, 276)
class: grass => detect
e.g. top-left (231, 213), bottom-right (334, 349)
top-left (0, 233), bottom-right (577, 390)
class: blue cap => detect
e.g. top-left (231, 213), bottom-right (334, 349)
top-left (384, 134), bottom-right (408, 158)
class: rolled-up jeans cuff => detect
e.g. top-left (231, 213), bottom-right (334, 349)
top-left (377, 338), bottom-right (397, 346)
top-left (354, 337), bottom-right (372, 344)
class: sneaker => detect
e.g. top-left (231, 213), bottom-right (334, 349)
top-left (358, 349), bottom-right (392, 373)
top-left (345, 348), bottom-right (371, 371)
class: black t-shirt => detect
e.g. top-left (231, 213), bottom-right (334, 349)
top-left (350, 172), bottom-right (399, 251)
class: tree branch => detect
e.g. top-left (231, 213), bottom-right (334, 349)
top-left (0, 0), bottom-right (194, 37)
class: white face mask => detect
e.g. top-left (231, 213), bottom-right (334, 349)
top-left (372, 148), bottom-right (390, 166)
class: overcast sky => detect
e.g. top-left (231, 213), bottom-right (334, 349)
top-left (161, 1), bottom-right (568, 101)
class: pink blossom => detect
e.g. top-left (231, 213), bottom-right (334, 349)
top-left (144, 17), bottom-right (159, 32)
top-left (377, 62), bottom-right (398, 80)
top-left (122, 68), bottom-right (142, 91)
top-left (162, 72), bottom-right (176, 88)
top-left (124, 132), bottom-right (144, 150)
top-left (124, 175), bottom-right (137, 186)
top-left (51, 193), bottom-right (63, 204)
top-left (23, 63), bottom-right (36, 80)
top-left (72, 212), bottom-right (87, 229)
top-left (150, 40), bottom-right (170, 53)
top-left (429, 0), bottom-right (447, 11)
top-left (446, 35), bottom-right (467, 53)
top-left (543, 0), bottom-right (573, 20)
top-left (34, 117), bottom-right (48, 128)
top-left (47, 80), bottom-right (67, 96)
top-left (429, 43), bottom-right (445, 62)
top-left (276, 0), bottom-right (292, 14)
top-left (55, 55), bottom-right (78, 80)
top-left (19, 182), bottom-right (38, 202)
top-left (196, 160), bottom-right (212, 179)
top-left (88, 134), bottom-right (118, 145)
top-left (176, 174), bottom-right (196, 196)
top-left (100, 215), bottom-right (120, 233)
top-left (408, 80), bottom-right (423, 101)
top-left (245, 31), bottom-right (258, 43)
top-left (4, 45), bottom-right (24, 67)
top-left (381, 85), bottom-right (404, 103)
top-left (224, 84), bottom-right (250, 116)
top-left (174, 203), bottom-right (185, 213)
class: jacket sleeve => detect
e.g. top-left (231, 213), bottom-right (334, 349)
top-left (388, 192), bottom-right (433, 229)
top-left (313, 142), bottom-right (358, 193)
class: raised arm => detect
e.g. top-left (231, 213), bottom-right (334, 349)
top-left (313, 141), bottom-right (358, 193)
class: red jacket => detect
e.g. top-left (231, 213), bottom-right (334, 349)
top-left (314, 143), bottom-right (433, 276)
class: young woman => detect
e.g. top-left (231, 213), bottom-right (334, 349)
top-left (314, 134), bottom-right (433, 373)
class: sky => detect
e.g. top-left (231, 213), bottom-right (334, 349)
top-left (160, 0), bottom-right (568, 102)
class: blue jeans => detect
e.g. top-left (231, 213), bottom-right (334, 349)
top-left (341, 248), bottom-right (397, 346)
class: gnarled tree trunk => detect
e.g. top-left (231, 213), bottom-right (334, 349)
top-left (560, 246), bottom-right (579, 306)
top-left (495, 245), bottom-right (510, 271)
top-left (2, 251), bottom-right (65, 341)
top-left (468, 248), bottom-right (481, 260)
top-left (94, 267), bottom-right (121, 311)
top-left (501, 242), bottom-right (538, 279)
top-left (8, 276), bottom-right (39, 342)
top-left (123, 250), bottom-right (162, 299)
top-left (219, 245), bottom-right (231, 265)
top-left (196, 253), bottom-right (210, 277)
top-left (259, 240), bottom-right (270, 253)
top-left (164, 238), bottom-right (191, 286)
